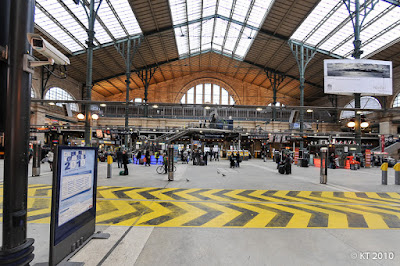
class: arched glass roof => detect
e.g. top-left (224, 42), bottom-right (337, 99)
top-left (291, 0), bottom-right (400, 58)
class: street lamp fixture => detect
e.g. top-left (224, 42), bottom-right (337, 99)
top-left (347, 121), bottom-right (356, 128)
top-left (77, 113), bottom-right (85, 120)
top-left (360, 121), bottom-right (369, 128)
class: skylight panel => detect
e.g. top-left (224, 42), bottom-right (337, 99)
top-left (203, 0), bottom-right (217, 17)
top-left (218, 0), bottom-right (234, 18)
top-left (223, 23), bottom-right (241, 53)
top-left (232, 0), bottom-right (250, 23)
top-left (169, 0), bottom-right (187, 24)
top-left (169, 0), bottom-right (273, 59)
top-left (34, 8), bottom-right (81, 52)
top-left (111, 0), bottom-right (141, 35)
top-left (213, 18), bottom-right (228, 48)
top-left (247, 0), bottom-right (271, 28)
top-left (98, 2), bottom-right (126, 39)
top-left (189, 22), bottom-right (201, 54)
top-left (187, 0), bottom-right (202, 21)
top-left (291, 0), bottom-right (400, 59)
top-left (174, 27), bottom-right (189, 55)
top-left (291, 1), bottom-right (341, 42)
top-left (201, 19), bottom-right (214, 50)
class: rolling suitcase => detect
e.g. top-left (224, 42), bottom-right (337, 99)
top-left (278, 164), bottom-right (285, 174)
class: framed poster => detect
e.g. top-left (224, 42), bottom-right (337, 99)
top-left (50, 146), bottom-right (98, 265)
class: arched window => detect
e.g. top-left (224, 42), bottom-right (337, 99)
top-left (393, 93), bottom-right (400, 107)
top-left (45, 87), bottom-right (79, 111)
top-left (268, 102), bottom-right (285, 107)
top-left (31, 88), bottom-right (35, 98)
top-left (340, 96), bottom-right (381, 119)
top-left (180, 83), bottom-right (235, 105)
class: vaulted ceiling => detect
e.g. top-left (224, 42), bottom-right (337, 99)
top-left (34, 0), bottom-right (400, 104)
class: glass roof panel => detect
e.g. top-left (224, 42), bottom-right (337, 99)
top-left (97, 2), bottom-right (127, 39)
top-left (35, 8), bottom-right (81, 52)
top-left (169, 0), bottom-right (273, 59)
top-left (35, 0), bottom-right (142, 53)
top-left (111, 0), bottom-right (142, 35)
top-left (291, 0), bottom-right (400, 58)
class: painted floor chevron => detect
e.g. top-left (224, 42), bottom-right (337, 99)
top-left (1, 185), bottom-right (400, 229)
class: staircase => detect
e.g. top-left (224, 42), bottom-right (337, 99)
top-left (372, 141), bottom-right (400, 159)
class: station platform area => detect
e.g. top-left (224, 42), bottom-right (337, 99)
top-left (1, 159), bottom-right (400, 265)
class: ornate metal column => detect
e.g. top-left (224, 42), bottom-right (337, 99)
top-left (265, 70), bottom-right (285, 121)
top-left (0, 0), bottom-right (35, 264)
top-left (135, 66), bottom-right (158, 117)
top-left (343, 0), bottom-right (378, 153)
top-left (289, 41), bottom-right (317, 152)
top-left (79, 0), bottom-right (103, 146)
top-left (115, 37), bottom-right (142, 146)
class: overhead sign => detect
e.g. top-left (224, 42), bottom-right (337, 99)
top-left (50, 146), bottom-right (98, 265)
top-left (324, 59), bottom-right (392, 96)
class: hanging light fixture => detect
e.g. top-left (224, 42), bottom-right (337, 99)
top-left (347, 121), bottom-right (355, 128)
top-left (77, 113), bottom-right (85, 120)
top-left (360, 121), bottom-right (369, 128)
top-left (92, 113), bottom-right (99, 120)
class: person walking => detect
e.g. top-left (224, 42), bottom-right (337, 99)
top-left (284, 155), bottom-right (292, 174)
top-left (145, 150), bottom-right (151, 166)
top-left (235, 152), bottom-right (240, 168)
top-left (155, 150), bottom-right (160, 165)
top-left (47, 149), bottom-right (54, 171)
top-left (136, 150), bottom-right (142, 164)
top-left (163, 153), bottom-right (168, 174)
top-left (122, 150), bottom-right (129, 175)
top-left (116, 148), bottom-right (123, 168)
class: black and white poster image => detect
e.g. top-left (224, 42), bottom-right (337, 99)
top-left (324, 59), bottom-right (392, 96)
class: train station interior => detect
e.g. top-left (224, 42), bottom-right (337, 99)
top-left (1, 0), bottom-right (400, 265)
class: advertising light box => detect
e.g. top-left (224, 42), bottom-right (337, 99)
top-left (324, 59), bottom-right (392, 96)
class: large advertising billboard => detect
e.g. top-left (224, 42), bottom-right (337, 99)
top-left (324, 59), bottom-right (392, 96)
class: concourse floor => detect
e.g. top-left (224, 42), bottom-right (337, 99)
top-left (1, 159), bottom-right (400, 265)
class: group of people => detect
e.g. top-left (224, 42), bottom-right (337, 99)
top-left (134, 150), bottom-right (153, 166)
top-left (275, 154), bottom-right (292, 175)
top-left (115, 148), bottom-right (129, 175)
top-left (229, 152), bottom-right (241, 168)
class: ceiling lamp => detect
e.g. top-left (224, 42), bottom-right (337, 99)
top-left (48, 102), bottom-right (55, 106)
top-left (306, 109), bottom-right (313, 113)
top-left (347, 121), bottom-right (355, 128)
top-left (256, 107), bottom-right (263, 111)
top-left (204, 106), bottom-right (210, 110)
top-left (152, 104), bottom-right (158, 108)
top-left (77, 113), bottom-right (85, 120)
top-left (92, 114), bottom-right (99, 120)
top-left (100, 103), bottom-right (107, 107)
top-left (360, 121), bottom-right (369, 128)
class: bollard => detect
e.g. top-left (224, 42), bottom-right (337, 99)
top-left (32, 143), bottom-right (41, 176)
top-left (168, 146), bottom-right (174, 181)
top-left (381, 162), bottom-right (388, 185)
top-left (107, 155), bottom-right (113, 178)
top-left (394, 163), bottom-right (400, 185)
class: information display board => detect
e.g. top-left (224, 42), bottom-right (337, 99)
top-left (49, 146), bottom-right (98, 266)
top-left (324, 59), bottom-right (392, 96)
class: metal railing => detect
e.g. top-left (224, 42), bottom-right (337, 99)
top-left (99, 104), bottom-right (336, 123)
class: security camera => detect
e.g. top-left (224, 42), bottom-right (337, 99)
top-left (27, 33), bottom-right (70, 65)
